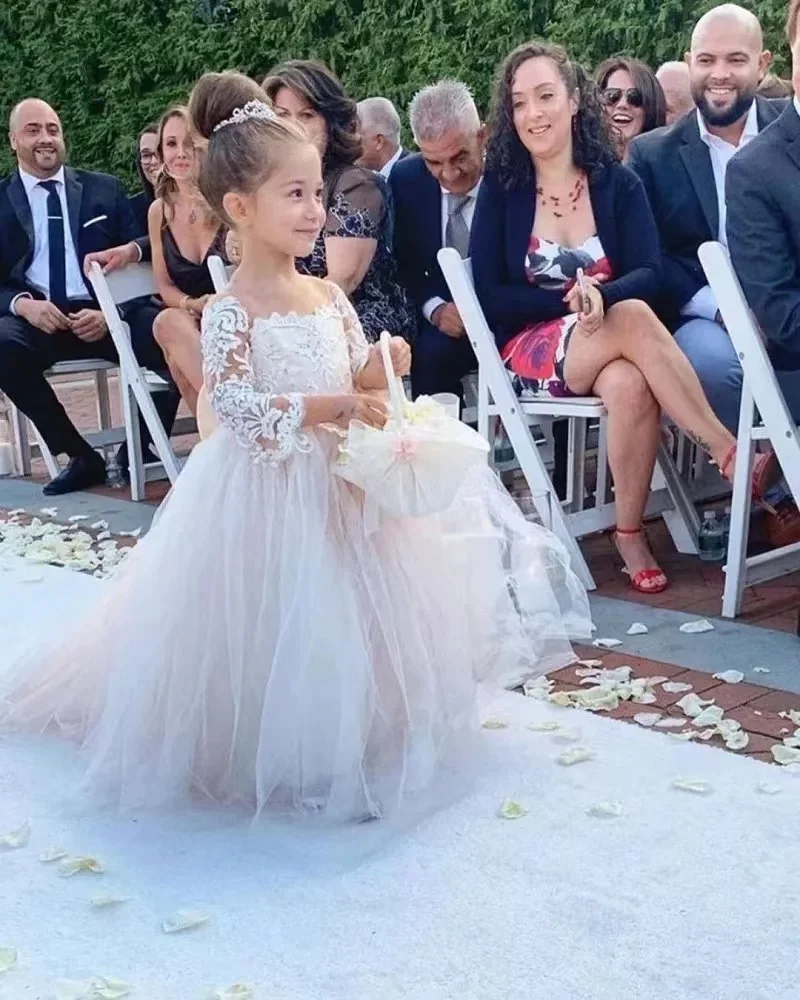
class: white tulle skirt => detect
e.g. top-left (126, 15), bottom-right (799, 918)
top-left (0, 427), bottom-right (591, 820)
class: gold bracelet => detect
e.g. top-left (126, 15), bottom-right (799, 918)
top-left (179, 294), bottom-right (190, 312)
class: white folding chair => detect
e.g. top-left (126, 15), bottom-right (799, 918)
top-left (88, 261), bottom-right (188, 500)
top-left (208, 255), bottom-right (236, 293)
top-left (699, 241), bottom-right (800, 617)
top-left (438, 247), bottom-right (700, 590)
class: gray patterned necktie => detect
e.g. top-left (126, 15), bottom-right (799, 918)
top-left (445, 192), bottom-right (471, 258)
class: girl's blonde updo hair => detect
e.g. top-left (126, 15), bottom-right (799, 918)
top-left (188, 70), bottom-right (310, 227)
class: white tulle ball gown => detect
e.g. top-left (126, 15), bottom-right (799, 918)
top-left (0, 283), bottom-right (592, 821)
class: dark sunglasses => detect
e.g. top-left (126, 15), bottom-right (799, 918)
top-left (603, 87), bottom-right (644, 108)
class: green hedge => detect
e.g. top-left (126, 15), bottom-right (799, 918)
top-left (0, 0), bottom-right (791, 188)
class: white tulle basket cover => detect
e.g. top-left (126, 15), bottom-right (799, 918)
top-left (333, 332), bottom-right (490, 517)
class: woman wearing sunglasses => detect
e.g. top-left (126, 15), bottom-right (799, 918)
top-left (595, 58), bottom-right (666, 161)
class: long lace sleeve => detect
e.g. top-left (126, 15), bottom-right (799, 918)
top-left (328, 282), bottom-right (369, 377)
top-left (201, 296), bottom-right (311, 464)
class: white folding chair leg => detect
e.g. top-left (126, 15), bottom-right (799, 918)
top-left (94, 369), bottom-right (114, 464)
top-left (31, 423), bottom-right (61, 479)
top-left (477, 365), bottom-right (490, 440)
top-left (9, 403), bottom-right (32, 476)
top-left (118, 371), bottom-right (144, 501)
top-left (595, 417), bottom-right (610, 507)
top-left (722, 383), bottom-right (756, 618)
top-left (653, 444), bottom-right (700, 554)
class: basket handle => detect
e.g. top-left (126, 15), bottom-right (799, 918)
top-left (379, 330), bottom-right (407, 424)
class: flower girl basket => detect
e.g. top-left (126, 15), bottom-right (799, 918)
top-left (333, 331), bottom-right (490, 517)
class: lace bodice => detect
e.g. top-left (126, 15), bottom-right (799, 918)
top-left (200, 282), bottom-right (370, 465)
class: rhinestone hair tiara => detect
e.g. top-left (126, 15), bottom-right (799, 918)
top-left (213, 100), bottom-right (279, 133)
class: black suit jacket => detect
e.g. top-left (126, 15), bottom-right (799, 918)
top-left (471, 162), bottom-right (661, 345)
top-left (0, 166), bottom-right (139, 316)
top-left (727, 104), bottom-right (800, 370)
top-left (389, 153), bottom-right (450, 315)
top-left (628, 97), bottom-right (785, 321)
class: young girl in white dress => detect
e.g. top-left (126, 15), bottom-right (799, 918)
top-left (0, 72), bottom-right (592, 821)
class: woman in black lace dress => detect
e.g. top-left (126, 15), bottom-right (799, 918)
top-left (263, 60), bottom-right (414, 343)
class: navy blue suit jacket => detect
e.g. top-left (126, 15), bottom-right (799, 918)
top-left (389, 153), bottom-right (449, 314)
top-left (471, 161), bottom-right (661, 345)
top-left (628, 97), bottom-right (786, 322)
top-left (0, 166), bottom-right (138, 316)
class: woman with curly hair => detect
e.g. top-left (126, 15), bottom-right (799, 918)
top-left (471, 41), bottom-right (757, 595)
top-left (263, 60), bottom-right (414, 342)
top-left (595, 57), bottom-right (666, 161)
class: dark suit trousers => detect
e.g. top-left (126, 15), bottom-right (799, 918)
top-left (410, 319), bottom-right (476, 398)
top-left (0, 300), bottom-right (178, 458)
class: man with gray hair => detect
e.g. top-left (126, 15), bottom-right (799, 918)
top-left (357, 97), bottom-right (406, 177)
top-left (390, 79), bottom-right (485, 397)
top-left (655, 61), bottom-right (694, 124)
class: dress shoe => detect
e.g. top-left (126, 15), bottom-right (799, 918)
top-left (765, 499), bottom-right (800, 549)
top-left (115, 443), bottom-right (159, 482)
top-left (42, 452), bottom-right (107, 496)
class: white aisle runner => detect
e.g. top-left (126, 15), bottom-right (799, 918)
top-left (0, 559), bottom-right (798, 1000)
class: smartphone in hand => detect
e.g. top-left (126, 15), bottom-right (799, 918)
top-left (576, 268), bottom-right (591, 316)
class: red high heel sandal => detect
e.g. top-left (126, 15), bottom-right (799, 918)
top-left (615, 527), bottom-right (669, 595)
top-left (719, 445), bottom-right (779, 505)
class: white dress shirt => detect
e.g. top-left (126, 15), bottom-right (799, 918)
top-left (681, 102), bottom-right (759, 321)
top-left (14, 166), bottom-right (87, 308)
top-left (379, 146), bottom-right (404, 178)
top-left (423, 177), bottom-right (482, 323)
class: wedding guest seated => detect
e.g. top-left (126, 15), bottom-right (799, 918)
top-left (595, 57), bottom-right (666, 160)
top-left (356, 97), bottom-right (407, 176)
top-left (628, 4), bottom-right (790, 541)
top-left (264, 59), bottom-right (413, 342)
top-left (0, 98), bottom-right (171, 495)
top-left (656, 61), bottom-right (694, 124)
top-left (725, 0), bottom-right (800, 543)
top-left (130, 122), bottom-right (160, 238)
top-left (472, 41), bottom-right (748, 594)
top-left (143, 105), bottom-right (229, 418)
top-left (758, 72), bottom-right (793, 97)
top-left (390, 80), bottom-right (485, 397)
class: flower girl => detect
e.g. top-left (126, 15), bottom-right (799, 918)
top-left (0, 72), bottom-right (591, 820)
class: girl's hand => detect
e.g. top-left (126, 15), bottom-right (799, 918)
top-left (563, 272), bottom-right (607, 312)
top-left (332, 392), bottom-right (389, 430)
top-left (388, 336), bottom-right (411, 377)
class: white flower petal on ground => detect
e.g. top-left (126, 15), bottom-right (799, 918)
top-left (788, 710), bottom-right (800, 727)
top-left (695, 729), bottom-right (718, 741)
top-left (593, 638), bottom-right (623, 649)
top-left (671, 779), bottom-right (714, 794)
top-left (724, 731), bottom-right (749, 751)
top-left (67, 514), bottom-right (89, 522)
top-left (713, 670), bottom-right (744, 684)
top-left (90, 521), bottom-right (109, 531)
top-left (39, 846), bottom-right (69, 863)
top-left (497, 799), bottom-right (527, 820)
top-left (8, 508), bottom-right (25, 516)
top-left (668, 730), bottom-right (700, 741)
top-left (716, 718), bottom-right (743, 737)
top-left (0, 948), bottom-right (17, 974)
top-left (755, 782), bottom-right (781, 795)
top-left (632, 691), bottom-right (658, 705)
top-left (571, 688), bottom-right (620, 712)
top-left (90, 893), bottom-right (131, 909)
top-left (548, 690), bottom-right (575, 708)
top-left (118, 527), bottom-right (142, 538)
top-left (676, 693), bottom-right (714, 718)
top-left (56, 980), bottom-right (91, 1000)
top-left (661, 681), bottom-right (694, 694)
top-left (526, 721), bottom-right (561, 732)
top-left (557, 748), bottom-right (595, 766)
top-left (626, 622), bottom-right (649, 635)
top-left (633, 712), bottom-right (662, 727)
top-left (96, 531), bottom-right (112, 542)
top-left (655, 718), bottom-right (687, 729)
top-left (679, 619), bottom-right (715, 634)
top-left (692, 705), bottom-right (725, 728)
top-left (39, 507), bottom-right (58, 517)
top-left (213, 987), bottom-right (254, 1000)
top-left (782, 736), bottom-right (800, 749)
top-left (586, 801), bottom-right (622, 818)
top-left (753, 667), bottom-right (770, 674)
top-left (481, 718), bottom-right (508, 730)
top-left (523, 677), bottom-right (554, 700)
top-left (57, 856), bottom-right (105, 877)
top-left (0, 820), bottom-right (30, 849)
top-left (771, 744), bottom-right (800, 765)
top-left (89, 978), bottom-right (133, 999)
top-left (162, 909), bottom-right (211, 933)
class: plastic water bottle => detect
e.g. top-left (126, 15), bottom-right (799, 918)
top-left (721, 505), bottom-right (732, 550)
top-left (698, 510), bottom-right (726, 562)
